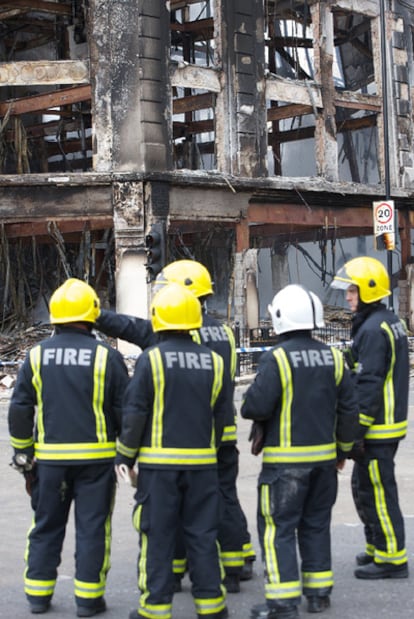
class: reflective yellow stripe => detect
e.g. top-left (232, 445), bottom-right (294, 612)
top-left (332, 347), bottom-right (344, 386)
top-left (265, 580), bottom-right (302, 600)
top-left (210, 351), bottom-right (223, 448)
top-left (220, 550), bottom-right (244, 568)
top-left (261, 484), bottom-right (279, 587)
top-left (74, 579), bottom-right (106, 599)
top-left (337, 440), bottom-right (354, 452)
top-left (242, 542), bottom-right (256, 560)
top-left (10, 436), bottom-right (34, 450)
top-left (273, 349), bottom-right (293, 447)
top-left (133, 505), bottom-right (149, 601)
top-left (24, 577), bottom-right (56, 597)
top-left (302, 570), bottom-right (334, 588)
top-left (149, 348), bottom-right (165, 449)
top-left (173, 557), bottom-right (187, 575)
top-left (365, 420), bottom-right (408, 440)
top-left (194, 595), bottom-right (227, 615)
top-left (35, 441), bottom-right (116, 460)
top-left (381, 322), bottom-right (396, 426)
top-left (30, 345), bottom-right (45, 442)
top-left (221, 425), bottom-right (237, 442)
top-left (138, 447), bottom-right (217, 466)
top-left (93, 345), bottom-right (109, 442)
top-left (210, 351), bottom-right (224, 408)
top-left (369, 459), bottom-right (397, 555)
top-left (223, 324), bottom-right (237, 380)
top-left (138, 604), bottom-right (172, 619)
top-left (98, 492), bottom-right (114, 592)
top-left (360, 412), bottom-right (375, 427)
top-left (190, 329), bottom-right (201, 345)
top-left (365, 543), bottom-right (375, 557)
top-left (263, 443), bottom-right (336, 464)
top-left (375, 548), bottom-right (407, 564)
top-left (117, 439), bottom-right (137, 459)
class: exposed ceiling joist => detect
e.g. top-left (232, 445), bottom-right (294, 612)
top-left (0, 0), bottom-right (71, 19)
top-left (0, 85), bottom-right (92, 116)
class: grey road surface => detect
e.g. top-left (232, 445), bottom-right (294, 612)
top-left (1, 384), bottom-right (413, 619)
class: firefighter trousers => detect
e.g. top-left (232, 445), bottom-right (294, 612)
top-left (351, 442), bottom-right (407, 565)
top-left (173, 445), bottom-right (251, 579)
top-left (132, 467), bottom-right (227, 619)
top-left (257, 464), bottom-right (337, 609)
top-left (217, 444), bottom-right (251, 574)
top-left (25, 462), bottom-right (115, 608)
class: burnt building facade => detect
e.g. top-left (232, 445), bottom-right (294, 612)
top-left (1, 0), bottom-right (414, 332)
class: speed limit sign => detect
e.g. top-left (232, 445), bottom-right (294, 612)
top-left (373, 200), bottom-right (395, 250)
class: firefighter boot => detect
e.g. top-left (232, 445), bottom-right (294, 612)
top-left (30, 601), bottom-right (51, 614)
top-left (76, 596), bottom-right (106, 617)
top-left (240, 557), bottom-right (255, 581)
top-left (197, 608), bottom-right (229, 619)
top-left (355, 552), bottom-right (373, 566)
top-left (307, 596), bottom-right (330, 613)
top-left (355, 561), bottom-right (409, 579)
top-left (223, 572), bottom-right (241, 593)
top-left (251, 602), bottom-right (299, 619)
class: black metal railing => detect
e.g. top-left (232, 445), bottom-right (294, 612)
top-left (234, 323), bottom-right (352, 377)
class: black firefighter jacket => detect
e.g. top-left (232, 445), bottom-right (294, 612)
top-left (8, 326), bottom-right (129, 464)
top-left (348, 303), bottom-right (409, 444)
top-left (97, 309), bottom-right (238, 445)
top-left (241, 331), bottom-right (359, 466)
top-left (116, 333), bottom-right (227, 470)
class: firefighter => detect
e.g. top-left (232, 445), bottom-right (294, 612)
top-left (115, 282), bottom-right (228, 619)
top-left (241, 284), bottom-right (358, 619)
top-left (8, 278), bottom-right (129, 617)
top-left (331, 256), bottom-right (409, 579)
top-left (96, 259), bottom-right (255, 592)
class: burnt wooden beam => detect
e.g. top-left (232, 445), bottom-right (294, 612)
top-left (170, 17), bottom-right (214, 35)
top-left (267, 104), bottom-right (314, 122)
top-left (170, 0), bottom-right (205, 8)
top-left (247, 202), bottom-right (375, 229)
top-left (0, 185), bottom-right (112, 220)
top-left (272, 36), bottom-right (313, 49)
top-left (0, 85), bottom-right (92, 116)
top-left (0, 0), bottom-right (71, 18)
top-left (173, 118), bottom-right (214, 138)
top-left (173, 92), bottom-right (214, 114)
top-left (269, 113), bottom-right (377, 144)
top-left (3, 216), bottom-right (113, 240)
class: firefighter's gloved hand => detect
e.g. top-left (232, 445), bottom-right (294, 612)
top-left (248, 421), bottom-right (265, 456)
top-left (10, 453), bottom-right (33, 474)
top-left (115, 464), bottom-right (137, 488)
top-left (342, 347), bottom-right (355, 370)
top-left (348, 440), bottom-right (365, 464)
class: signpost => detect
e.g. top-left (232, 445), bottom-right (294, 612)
top-left (373, 200), bottom-right (395, 251)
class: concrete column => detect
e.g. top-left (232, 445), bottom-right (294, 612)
top-left (113, 181), bottom-right (147, 355)
top-left (233, 249), bottom-right (259, 336)
top-left (215, 0), bottom-right (267, 176)
top-left (271, 247), bottom-right (289, 294)
top-left (89, 0), bottom-right (171, 172)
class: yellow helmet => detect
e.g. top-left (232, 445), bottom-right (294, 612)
top-left (49, 278), bottom-right (101, 324)
top-left (154, 259), bottom-right (213, 298)
top-left (331, 257), bottom-right (391, 304)
top-left (150, 282), bottom-right (202, 332)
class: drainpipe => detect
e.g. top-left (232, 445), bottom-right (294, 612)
top-left (380, 0), bottom-right (394, 310)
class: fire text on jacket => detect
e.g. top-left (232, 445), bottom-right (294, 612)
top-left (164, 351), bottom-right (213, 370)
top-left (199, 325), bottom-right (229, 343)
top-left (289, 348), bottom-right (334, 368)
top-left (42, 348), bottom-right (93, 366)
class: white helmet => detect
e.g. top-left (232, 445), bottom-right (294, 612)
top-left (268, 284), bottom-right (325, 335)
